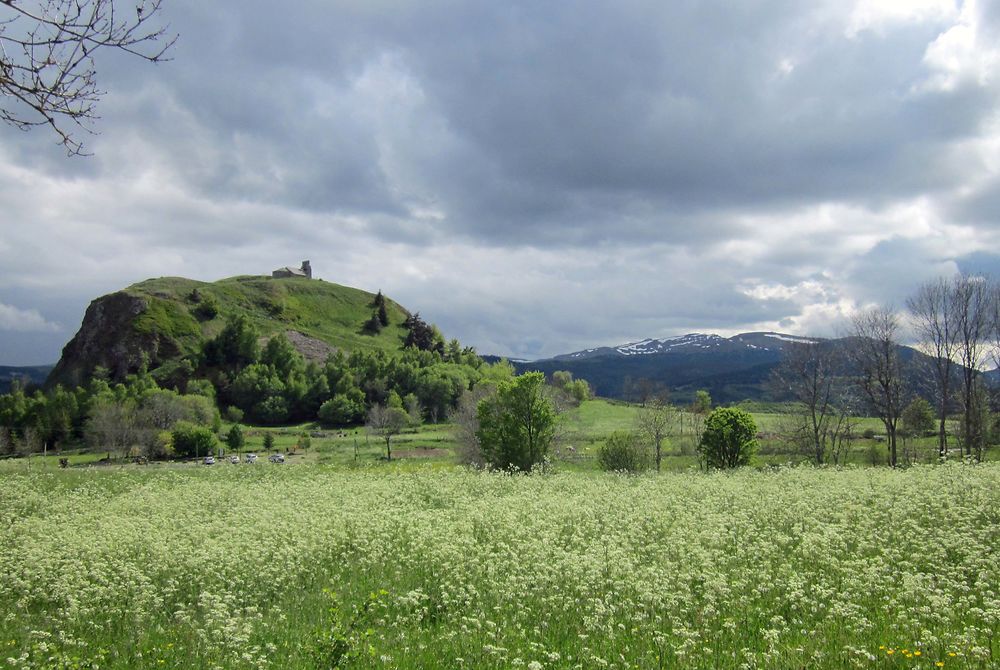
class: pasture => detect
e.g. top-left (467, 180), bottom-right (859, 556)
top-left (1, 464), bottom-right (998, 669)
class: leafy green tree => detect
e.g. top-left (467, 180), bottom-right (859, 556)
top-left (318, 391), bottom-right (366, 426)
top-left (446, 338), bottom-right (463, 363)
top-left (691, 390), bottom-right (712, 415)
top-left (301, 363), bottom-right (331, 417)
top-left (479, 358), bottom-right (514, 386)
top-left (476, 372), bottom-right (556, 471)
top-left (224, 405), bottom-right (244, 424)
top-left (902, 397), bottom-right (935, 437)
top-left (261, 333), bottom-right (305, 380)
top-left (403, 393), bottom-right (423, 427)
top-left (171, 421), bottom-right (217, 458)
top-left (263, 432), bottom-right (276, 452)
top-left (230, 363), bottom-right (285, 419)
top-left (698, 407), bottom-right (758, 469)
top-left (203, 315), bottom-right (260, 371)
top-left (0, 388), bottom-right (29, 429)
top-left (226, 424), bottom-right (245, 454)
top-left (255, 395), bottom-right (290, 424)
top-left (598, 431), bottom-right (650, 473)
top-left (416, 370), bottom-right (455, 423)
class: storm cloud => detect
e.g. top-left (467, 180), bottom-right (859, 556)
top-left (2, 0), bottom-right (1000, 363)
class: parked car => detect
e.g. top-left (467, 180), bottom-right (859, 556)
top-left (203, 456), bottom-right (215, 465)
top-left (245, 453), bottom-right (257, 464)
top-left (228, 455), bottom-right (240, 464)
top-left (269, 453), bottom-right (285, 464)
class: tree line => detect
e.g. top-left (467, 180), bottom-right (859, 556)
top-left (773, 273), bottom-right (1000, 467)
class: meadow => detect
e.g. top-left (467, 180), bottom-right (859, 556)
top-left (3, 398), bottom-right (992, 474)
top-left (1, 463), bottom-right (998, 669)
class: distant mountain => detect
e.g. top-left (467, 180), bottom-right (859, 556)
top-left (552, 332), bottom-right (820, 361)
top-left (0, 365), bottom-right (54, 393)
top-left (515, 332), bottom-right (933, 404)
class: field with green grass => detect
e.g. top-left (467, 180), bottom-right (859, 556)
top-left (126, 275), bottom-right (413, 356)
top-left (1, 464), bottom-right (998, 669)
top-left (3, 397), bottom-right (994, 475)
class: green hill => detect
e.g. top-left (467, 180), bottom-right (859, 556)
top-left (47, 275), bottom-right (414, 387)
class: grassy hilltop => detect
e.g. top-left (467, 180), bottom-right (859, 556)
top-left (47, 275), bottom-right (412, 387)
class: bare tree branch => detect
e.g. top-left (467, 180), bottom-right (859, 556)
top-left (0, 0), bottom-right (175, 155)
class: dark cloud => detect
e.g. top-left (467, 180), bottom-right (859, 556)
top-left (1, 0), bottom-right (999, 363)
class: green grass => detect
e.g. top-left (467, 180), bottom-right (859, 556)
top-left (1, 465), bottom-right (998, 669)
top-left (124, 275), bottom-right (412, 356)
top-left (11, 399), bottom-right (995, 475)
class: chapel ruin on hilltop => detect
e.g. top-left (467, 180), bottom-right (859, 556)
top-left (272, 260), bottom-right (312, 279)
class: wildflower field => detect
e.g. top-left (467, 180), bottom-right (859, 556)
top-left (1, 465), bottom-right (998, 669)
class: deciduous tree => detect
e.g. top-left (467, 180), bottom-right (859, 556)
top-left (770, 341), bottom-right (839, 464)
top-left (476, 372), bottom-right (555, 472)
top-left (952, 275), bottom-right (994, 460)
top-left (849, 307), bottom-right (906, 467)
top-left (635, 398), bottom-right (673, 471)
top-left (698, 407), bottom-right (758, 469)
top-left (366, 403), bottom-right (408, 461)
top-left (907, 277), bottom-right (961, 458)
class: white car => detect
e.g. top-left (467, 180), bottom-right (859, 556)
top-left (203, 456), bottom-right (215, 465)
top-left (245, 453), bottom-right (257, 464)
top-left (228, 455), bottom-right (240, 464)
top-left (269, 453), bottom-right (285, 464)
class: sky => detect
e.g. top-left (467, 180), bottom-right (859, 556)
top-left (2, 0), bottom-right (1000, 364)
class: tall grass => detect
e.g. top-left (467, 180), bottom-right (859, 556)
top-left (1, 464), bottom-right (998, 668)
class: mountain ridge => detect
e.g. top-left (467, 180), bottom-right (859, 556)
top-left (513, 331), bottom-right (937, 404)
top-left (552, 331), bottom-right (822, 361)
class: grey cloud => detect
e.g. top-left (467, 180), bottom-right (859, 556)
top-left (69, 1), bottom-right (1000, 247)
top-left (2, 0), bottom-right (1000, 364)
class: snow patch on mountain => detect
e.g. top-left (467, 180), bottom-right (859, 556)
top-left (762, 333), bottom-right (817, 344)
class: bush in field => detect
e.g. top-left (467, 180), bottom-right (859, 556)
top-left (698, 407), bottom-right (758, 469)
top-left (318, 393), bottom-right (365, 426)
top-left (476, 372), bottom-right (555, 471)
top-left (170, 421), bottom-right (217, 458)
top-left (598, 431), bottom-right (650, 473)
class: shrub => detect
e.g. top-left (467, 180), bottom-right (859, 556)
top-left (192, 297), bottom-right (219, 321)
top-left (171, 421), bottom-right (217, 458)
top-left (318, 394), bottom-right (364, 426)
top-left (598, 431), bottom-right (650, 473)
top-left (698, 407), bottom-right (758, 469)
top-left (224, 405), bottom-right (244, 424)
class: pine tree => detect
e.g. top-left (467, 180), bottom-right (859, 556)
top-left (377, 301), bottom-right (389, 327)
top-left (364, 312), bottom-right (383, 334)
